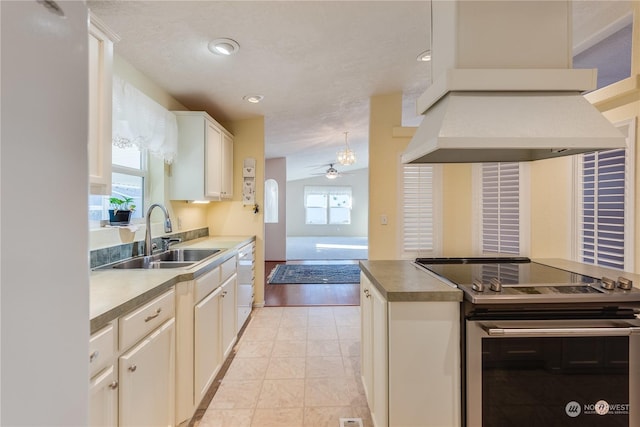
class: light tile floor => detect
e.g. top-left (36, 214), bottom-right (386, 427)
top-left (197, 306), bottom-right (373, 427)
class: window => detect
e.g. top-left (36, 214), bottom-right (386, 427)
top-left (304, 186), bottom-right (352, 225)
top-left (576, 119), bottom-right (635, 270)
top-left (89, 144), bottom-right (147, 223)
top-left (476, 162), bottom-right (525, 255)
top-left (401, 164), bottom-right (440, 256)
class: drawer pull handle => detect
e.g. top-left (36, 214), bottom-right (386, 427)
top-left (108, 381), bottom-right (118, 390)
top-left (89, 351), bottom-right (99, 363)
top-left (128, 365), bottom-right (137, 373)
top-left (144, 307), bottom-right (162, 322)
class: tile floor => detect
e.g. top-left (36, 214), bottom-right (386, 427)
top-left (196, 306), bottom-right (373, 427)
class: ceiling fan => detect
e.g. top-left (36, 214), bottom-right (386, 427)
top-left (310, 163), bottom-right (343, 180)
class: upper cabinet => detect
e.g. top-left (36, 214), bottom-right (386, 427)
top-left (171, 111), bottom-right (234, 201)
top-left (88, 15), bottom-right (117, 195)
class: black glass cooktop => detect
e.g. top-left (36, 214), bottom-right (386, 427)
top-left (415, 257), bottom-right (600, 288)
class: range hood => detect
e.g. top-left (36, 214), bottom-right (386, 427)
top-left (402, 1), bottom-right (626, 164)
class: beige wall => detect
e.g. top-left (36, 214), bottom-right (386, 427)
top-left (368, 93), bottom-right (405, 260)
top-left (207, 117), bottom-right (266, 305)
top-left (441, 164), bottom-right (474, 256)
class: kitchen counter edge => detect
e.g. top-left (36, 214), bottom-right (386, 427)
top-left (359, 260), bottom-right (463, 302)
top-left (90, 235), bottom-right (255, 334)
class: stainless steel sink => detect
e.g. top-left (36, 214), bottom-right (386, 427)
top-left (100, 248), bottom-right (221, 270)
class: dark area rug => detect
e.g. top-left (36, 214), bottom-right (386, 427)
top-left (268, 264), bottom-right (361, 284)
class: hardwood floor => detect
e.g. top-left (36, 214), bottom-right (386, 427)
top-left (264, 260), bottom-right (361, 306)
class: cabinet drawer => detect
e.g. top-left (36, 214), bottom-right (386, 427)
top-left (120, 288), bottom-right (175, 350)
top-left (195, 266), bottom-right (220, 303)
top-left (221, 257), bottom-right (236, 282)
top-left (89, 323), bottom-right (116, 378)
top-left (237, 244), bottom-right (254, 262)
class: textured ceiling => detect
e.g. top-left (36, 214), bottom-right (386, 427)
top-left (87, 1), bottom-right (634, 181)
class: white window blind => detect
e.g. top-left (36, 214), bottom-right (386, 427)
top-left (481, 162), bottom-right (520, 255)
top-left (579, 148), bottom-right (628, 269)
top-left (402, 164), bottom-right (434, 253)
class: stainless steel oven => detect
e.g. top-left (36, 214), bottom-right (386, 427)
top-left (415, 257), bottom-right (640, 427)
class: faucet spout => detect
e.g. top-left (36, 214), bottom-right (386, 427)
top-left (144, 203), bottom-right (172, 256)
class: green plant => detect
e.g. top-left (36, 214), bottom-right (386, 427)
top-left (109, 196), bottom-right (136, 212)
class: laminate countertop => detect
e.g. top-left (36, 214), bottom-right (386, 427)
top-left (90, 235), bottom-right (255, 334)
top-left (359, 260), bottom-right (464, 302)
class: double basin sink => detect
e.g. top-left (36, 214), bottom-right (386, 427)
top-left (100, 248), bottom-right (221, 270)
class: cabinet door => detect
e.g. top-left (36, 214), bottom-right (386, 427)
top-left (221, 275), bottom-right (237, 359)
top-left (371, 285), bottom-right (388, 427)
top-left (88, 22), bottom-right (113, 195)
top-left (205, 122), bottom-right (222, 199)
top-left (221, 132), bottom-right (233, 199)
top-left (89, 366), bottom-right (118, 427)
top-left (360, 275), bottom-right (373, 403)
top-left (119, 318), bottom-right (175, 427)
top-left (194, 287), bottom-right (222, 403)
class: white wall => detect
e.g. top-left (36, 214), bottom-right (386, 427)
top-left (286, 168), bottom-right (369, 237)
top-left (265, 158), bottom-right (287, 260)
top-left (1, 2), bottom-right (89, 424)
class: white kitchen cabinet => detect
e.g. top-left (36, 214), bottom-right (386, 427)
top-left (89, 365), bottom-right (118, 427)
top-left (220, 274), bottom-right (237, 359)
top-left (171, 111), bottom-right (234, 201)
top-left (361, 272), bottom-right (462, 427)
top-left (88, 15), bottom-right (116, 195)
top-left (236, 242), bottom-right (255, 330)
top-left (119, 318), bottom-right (175, 427)
top-left (360, 273), bottom-right (388, 427)
top-left (194, 274), bottom-right (223, 404)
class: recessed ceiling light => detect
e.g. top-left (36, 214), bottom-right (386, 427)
top-left (243, 95), bottom-right (264, 104)
top-left (417, 50), bottom-right (432, 62)
top-left (208, 38), bottom-right (240, 56)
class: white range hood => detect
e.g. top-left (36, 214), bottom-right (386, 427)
top-left (402, 1), bottom-right (626, 164)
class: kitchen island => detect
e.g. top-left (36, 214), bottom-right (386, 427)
top-left (359, 260), bottom-right (464, 427)
top-left (360, 258), bottom-right (640, 427)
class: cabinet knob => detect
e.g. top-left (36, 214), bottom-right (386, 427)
top-left (89, 350), bottom-right (99, 363)
top-left (108, 381), bottom-right (118, 390)
top-left (128, 365), bottom-right (137, 373)
top-left (222, 290), bottom-right (228, 297)
top-left (364, 289), bottom-right (370, 298)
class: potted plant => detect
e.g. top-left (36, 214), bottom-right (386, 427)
top-left (108, 196), bottom-right (136, 225)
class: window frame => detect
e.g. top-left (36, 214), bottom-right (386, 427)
top-left (89, 146), bottom-right (149, 228)
top-left (572, 117), bottom-right (635, 271)
top-left (303, 186), bottom-right (353, 226)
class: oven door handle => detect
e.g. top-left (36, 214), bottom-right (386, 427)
top-left (483, 326), bottom-right (640, 337)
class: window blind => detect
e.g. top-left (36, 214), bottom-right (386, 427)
top-left (403, 164), bottom-right (434, 252)
top-left (580, 149), bottom-right (627, 269)
top-left (481, 162), bottom-right (520, 255)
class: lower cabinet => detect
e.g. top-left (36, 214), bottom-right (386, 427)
top-left (360, 273), bottom-right (462, 427)
top-left (119, 318), bottom-right (175, 427)
top-left (89, 365), bottom-right (118, 426)
top-left (236, 242), bottom-right (255, 331)
top-left (360, 274), bottom-right (388, 427)
top-left (221, 274), bottom-right (237, 359)
top-left (194, 286), bottom-right (222, 403)
top-left (89, 288), bottom-right (176, 427)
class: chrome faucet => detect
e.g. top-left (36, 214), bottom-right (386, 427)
top-left (144, 203), bottom-right (172, 256)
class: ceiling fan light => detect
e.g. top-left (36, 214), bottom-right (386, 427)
top-left (325, 170), bottom-right (339, 179)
